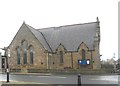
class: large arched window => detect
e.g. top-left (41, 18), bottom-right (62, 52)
top-left (60, 51), bottom-right (64, 63)
top-left (22, 40), bottom-right (28, 64)
top-left (16, 47), bottom-right (20, 65)
top-left (82, 49), bottom-right (86, 60)
top-left (29, 46), bottom-right (33, 64)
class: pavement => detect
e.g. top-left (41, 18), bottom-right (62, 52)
top-left (10, 72), bottom-right (52, 76)
top-left (1, 72), bottom-right (52, 85)
top-left (1, 80), bottom-right (43, 84)
top-left (1, 72), bottom-right (52, 76)
top-left (1, 80), bottom-right (53, 86)
top-left (1, 81), bottom-right (68, 86)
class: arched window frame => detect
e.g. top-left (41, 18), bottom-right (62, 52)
top-left (21, 40), bottom-right (28, 64)
top-left (59, 51), bottom-right (64, 63)
top-left (82, 49), bottom-right (86, 60)
top-left (29, 46), bottom-right (33, 64)
top-left (56, 44), bottom-right (65, 64)
top-left (16, 47), bottom-right (20, 65)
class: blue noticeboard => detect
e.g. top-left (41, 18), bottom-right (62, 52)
top-left (78, 59), bottom-right (87, 65)
top-left (81, 60), bottom-right (87, 65)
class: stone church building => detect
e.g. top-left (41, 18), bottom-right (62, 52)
top-left (8, 18), bottom-right (101, 71)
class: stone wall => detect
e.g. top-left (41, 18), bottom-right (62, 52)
top-left (47, 42), bottom-right (94, 69)
top-left (9, 23), bottom-right (47, 71)
top-left (8, 23), bottom-right (101, 71)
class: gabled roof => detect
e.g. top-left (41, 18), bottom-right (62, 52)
top-left (25, 24), bottom-right (52, 52)
top-left (39, 22), bottom-right (97, 52)
top-left (10, 21), bottom-right (98, 53)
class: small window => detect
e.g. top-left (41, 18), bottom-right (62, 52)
top-left (60, 51), bottom-right (64, 63)
top-left (16, 47), bottom-right (20, 65)
top-left (82, 49), bottom-right (86, 60)
top-left (41, 62), bottom-right (43, 65)
top-left (23, 50), bottom-right (27, 64)
top-left (30, 46), bottom-right (33, 64)
top-left (22, 40), bottom-right (28, 64)
top-left (2, 58), bottom-right (5, 68)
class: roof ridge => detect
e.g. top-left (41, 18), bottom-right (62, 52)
top-left (37, 27), bottom-right (55, 31)
top-left (24, 23), bottom-right (52, 52)
top-left (25, 23), bottom-right (36, 30)
top-left (37, 21), bottom-right (97, 30)
top-left (40, 32), bottom-right (53, 52)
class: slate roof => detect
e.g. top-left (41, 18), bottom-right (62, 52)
top-left (25, 24), bottom-right (52, 52)
top-left (26, 22), bottom-right (98, 52)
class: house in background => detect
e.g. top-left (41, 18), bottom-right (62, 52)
top-left (8, 17), bottom-right (101, 72)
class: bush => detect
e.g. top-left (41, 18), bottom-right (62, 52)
top-left (101, 64), bottom-right (114, 69)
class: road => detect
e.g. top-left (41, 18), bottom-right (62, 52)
top-left (0, 73), bottom-right (120, 85)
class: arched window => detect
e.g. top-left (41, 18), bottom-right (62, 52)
top-left (29, 46), bottom-right (33, 64)
top-left (82, 49), bottom-right (86, 60)
top-left (60, 51), bottom-right (64, 63)
top-left (16, 47), bottom-right (20, 65)
top-left (22, 40), bottom-right (28, 64)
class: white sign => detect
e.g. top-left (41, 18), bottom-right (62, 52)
top-left (7, 68), bottom-right (9, 72)
top-left (87, 60), bottom-right (90, 64)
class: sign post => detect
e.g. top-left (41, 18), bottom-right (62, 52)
top-left (6, 68), bottom-right (9, 82)
top-left (78, 74), bottom-right (81, 86)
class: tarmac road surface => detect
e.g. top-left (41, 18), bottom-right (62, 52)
top-left (0, 73), bottom-right (120, 86)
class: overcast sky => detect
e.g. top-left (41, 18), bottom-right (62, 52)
top-left (0, 0), bottom-right (118, 61)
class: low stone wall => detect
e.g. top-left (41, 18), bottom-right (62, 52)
top-left (27, 69), bottom-right (115, 75)
top-left (9, 68), bottom-right (115, 75)
top-left (10, 69), bottom-right (21, 73)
